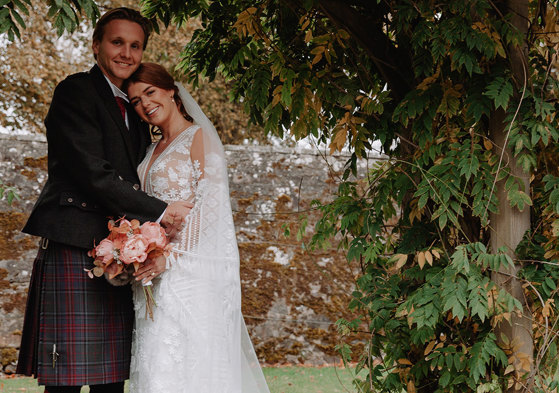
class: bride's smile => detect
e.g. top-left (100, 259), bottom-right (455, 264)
top-left (128, 82), bottom-right (182, 134)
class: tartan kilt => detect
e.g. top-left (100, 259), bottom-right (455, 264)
top-left (17, 240), bottom-right (134, 386)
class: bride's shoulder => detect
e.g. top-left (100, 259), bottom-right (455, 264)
top-left (186, 123), bottom-right (202, 135)
top-left (178, 124), bottom-right (203, 143)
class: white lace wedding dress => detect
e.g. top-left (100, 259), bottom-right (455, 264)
top-left (129, 125), bottom-right (269, 393)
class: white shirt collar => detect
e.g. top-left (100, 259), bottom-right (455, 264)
top-left (103, 74), bottom-right (129, 102)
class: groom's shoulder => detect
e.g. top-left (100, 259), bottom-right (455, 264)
top-left (66, 70), bottom-right (90, 81)
top-left (53, 69), bottom-right (95, 98)
top-left (61, 69), bottom-right (92, 86)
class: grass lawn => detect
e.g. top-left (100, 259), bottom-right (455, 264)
top-left (0, 366), bottom-right (360, 393)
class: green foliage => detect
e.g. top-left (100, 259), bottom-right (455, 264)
top-left (137, 0), bottom-right (559, 391)
top-left (1, 0), bottom-right (98, 40)
top-left (0, 0), bottom-right (31, 40)
top-left (0, 179), bottom-right (19, 205)
top-left (18, 0), bottom-right (559, 391)
top-left (46, 0), bottom-right (99, 36)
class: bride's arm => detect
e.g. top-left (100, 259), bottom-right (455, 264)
top-left (167, 127), bottom-right (207, 260)
top-left (190, 127), bottom-right (205, 181)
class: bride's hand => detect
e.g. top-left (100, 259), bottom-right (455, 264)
top-left (134, 254), bottom-right (167, 284)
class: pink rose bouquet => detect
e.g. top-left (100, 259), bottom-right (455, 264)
top-left (86, 217), bottom-right (172, 319)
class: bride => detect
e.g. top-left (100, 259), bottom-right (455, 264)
top-left (123, 62), bottom-right (270, 393)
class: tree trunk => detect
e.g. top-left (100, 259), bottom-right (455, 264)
top-left (489, 110), bottom-right (533, 391)
top-left (489, 2), bottom-right (532, 391)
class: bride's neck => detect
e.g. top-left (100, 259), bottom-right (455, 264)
top-left (159, 113), bottom-right (192, 143)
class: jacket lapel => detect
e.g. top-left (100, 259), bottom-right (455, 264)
top-left (128, 108), bottom-right (150, 166)
top-left (89, 65), bottom-right (137, 168)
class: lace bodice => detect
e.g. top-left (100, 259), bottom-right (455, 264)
top-left (138, 125), bottom-right (201, 204)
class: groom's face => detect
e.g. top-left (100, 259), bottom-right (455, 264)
top-left (92, 19), bottom-right (145, 89)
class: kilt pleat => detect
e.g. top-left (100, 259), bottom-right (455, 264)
top-left (17, 240), bottom-right (134, 386)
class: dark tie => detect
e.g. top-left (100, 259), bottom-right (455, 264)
top-left (115, 96), bottom-right (127, 126)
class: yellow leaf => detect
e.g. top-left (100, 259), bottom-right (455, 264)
top-left (329, 128), bottom-right (347, 154)
top-left (417, 67), bottom-right (441, 91)
top-left (424, 341), bottom-right (437, 356)
top-left (542, 298), bottom-right (554, 318)
top-left (431, 249), bottom-right (441, 259)
top-left (409, 201), bottom-right (423, 224)
top-left (337, 29), bottom-right (350, 40)
top-left (483, 138), bottom-right (493, 150)
top-left (351, 116), bottom-right (366, 124)
top-left (397, 358), bottom-right (413, 366)
top-left (407, 379), bottom-right (416, 393)
top-left (310, 46), bottom-right (325, 55)
top-left (393, 254), bottom-right (408, 269)
top-left (418, 252), bottom-right (426, 269)
top-left (425, 250), bottom-right (433, 266)
top-left (311, 53), bottom-right (323, 65)
top-left (504, 364), bottom-right (514, 375)
top-left (301, 18), bottom-right (310, 30)
top-left (272, 93), bottom-right (282, 107)
top-left (324, 47), bottom-right (332, 64)
top-left (304, 29), bottom-right (313, 43)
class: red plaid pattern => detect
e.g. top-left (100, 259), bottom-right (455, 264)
top-left (17, 241), bottom-right (134, 386)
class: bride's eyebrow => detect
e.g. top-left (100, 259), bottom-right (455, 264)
top-left (129, 86), bottom-right (153, 100)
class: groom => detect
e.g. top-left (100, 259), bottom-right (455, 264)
top-left (16, 7), bottom-right (189, 393)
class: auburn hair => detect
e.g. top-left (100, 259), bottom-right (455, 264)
top-left (123, 62), bottom-right (193, 122)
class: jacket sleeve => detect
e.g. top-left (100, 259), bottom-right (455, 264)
top-left (46, 77), bottom-right (167, 222)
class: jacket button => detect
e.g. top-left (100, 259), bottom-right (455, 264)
top-left (133, 184), bottom-right (140, 190)
top-left (81, 202), bottom-right (87, 208)
top-left (67, 197), bottom-right (73, 203)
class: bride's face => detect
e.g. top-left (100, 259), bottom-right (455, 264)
top-left (128, 82), bottom-right (176, 127)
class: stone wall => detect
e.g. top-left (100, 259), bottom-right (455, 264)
top-left (0, 133), bottom-right (372, 373)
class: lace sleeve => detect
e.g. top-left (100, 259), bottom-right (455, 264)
top-left (170, 158), bottom-right (207, 254)
top-left (167, 150), bottom-right (237, 259)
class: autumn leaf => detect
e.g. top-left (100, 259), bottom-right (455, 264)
top-left (407, 379), bottom-right (416, 393)
top-left (393, 253), bottom-right (408, 269)
top-left (424, 340), bottom-right (437, 356)
top-left (329, 127), bottom-right (348, 154)
top-left (542, 298), bottom-right (554, 318)
top-left (425, 250), bottom-right (433, 266)
top-left (418, 251), bottom-right (426, 269)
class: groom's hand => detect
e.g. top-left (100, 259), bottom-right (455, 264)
top-left (161, 201), bottom-right (193, 238)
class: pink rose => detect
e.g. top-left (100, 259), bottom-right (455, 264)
top-left (95, 238), bottom-right (115, 264)
top-left (119, 234), bottom-right (148, 264)
top-left (140, 222), bottom-right (167, 249)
